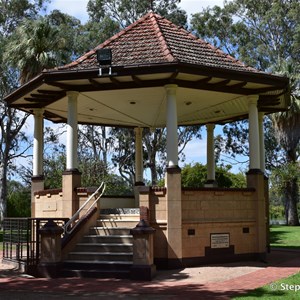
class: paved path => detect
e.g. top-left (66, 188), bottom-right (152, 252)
top-left (1, 249), bottom-right (300, 299)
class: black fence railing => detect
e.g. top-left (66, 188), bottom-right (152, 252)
top-left (2, 218), bottom-right (69, 268)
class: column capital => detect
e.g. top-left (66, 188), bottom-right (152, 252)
top-left (206, 123), bottom-right (215, 131)
top-left (66, 91), bottom-right (79, 99)
top-left (247, 95), bottom-right (259, 105)
top-left (164, 84), bottom-right (178, 95)
top-left (33, 108), bottom-right (44, 116)
top-left (134, 127), bottom-right (143, 134)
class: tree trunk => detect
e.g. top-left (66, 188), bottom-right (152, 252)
top-left (0, 163), bottom-right (7, 227)
top-left (285, 178), bottom-right (299, 226)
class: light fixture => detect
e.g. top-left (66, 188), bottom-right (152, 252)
top-left (96, 48), bottom-right (112, 76)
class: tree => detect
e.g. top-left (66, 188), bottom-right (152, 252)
top-left (191, 0), bottom-right (300, 225)
top-left (0, 0), bottom-right (49, 226)
top-left (7, 180), bottom-right (31, 217)
top-left (4, 17), bottom-right (69, 84)
top-left (181, 163), bottom-right (246, 188)
top-left (87, 0), bottom-right (187, 28)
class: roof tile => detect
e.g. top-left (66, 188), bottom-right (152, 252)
top-left (58, 12), bottom-right (258, 73)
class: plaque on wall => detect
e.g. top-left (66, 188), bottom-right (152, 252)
top-left (210, 233), bottom-right (230, 248)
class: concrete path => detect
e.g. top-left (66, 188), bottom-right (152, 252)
top-left (1, 249), bottom-right (300, 299)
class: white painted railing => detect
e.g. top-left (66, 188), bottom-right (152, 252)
top-left (63, 182), bottom-right (106, 235)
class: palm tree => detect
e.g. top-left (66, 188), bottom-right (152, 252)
top-left (271, 61), bottom-right (300, 225)
top-left (4, 17), bottom-right (66, 83)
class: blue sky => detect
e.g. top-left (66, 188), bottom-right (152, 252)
top-left (46, 0), bottom-right (226, 22)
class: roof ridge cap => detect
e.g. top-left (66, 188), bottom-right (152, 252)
top-left (151, 13), bottom-right (176, 62)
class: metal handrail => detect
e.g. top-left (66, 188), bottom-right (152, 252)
top-left (63, 182), bottom-right (106, 235)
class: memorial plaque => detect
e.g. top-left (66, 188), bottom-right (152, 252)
top-left (210, 233), bottom-right (230, 248)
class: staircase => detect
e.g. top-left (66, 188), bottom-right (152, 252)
top-left (62, 208), bottom-right (140, 278)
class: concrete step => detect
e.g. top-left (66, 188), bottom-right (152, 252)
top-left (74, 242), bottom-right (133, 253)
top-left (61, 261), bottom-right (132, 278)
top-left (89, 227), bottom-right (131, 235)
top-left (67, 251), bottom-right (133, 261)
top-left (81, 235), bottom-right (133, 244)
top-left (62, 208), bottom-right (137, 279)
top-left (97, 219), bottom-right (139, 228)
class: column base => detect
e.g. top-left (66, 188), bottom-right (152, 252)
top-left (166, 165), bottom-right (181, 174)
top-left (204, 179), bottom-right (217, 187)
top-left (130, 264), bottom-right (156, 281)
top-left (134, 181), bottom-right (145, 186)
top-left (63, 168), bottom-right (82, 175)
top-left (37, 262), bottom-right (62, 278)
top-left (246, 168), bottom-right (264, 175)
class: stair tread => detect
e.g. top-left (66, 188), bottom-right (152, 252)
top-left (84, 234), bottom-right (132, 237)
top-left (91, 226), bottom-right (132, 229)
top-left (77, 243), bottom-right (132, 246)
top-left (64, 260), bottom-right (133, 265)
top-left (69, 251), bottom-right (133, 255)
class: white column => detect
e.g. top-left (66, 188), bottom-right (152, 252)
top-left (66, 91), bottom-right (79, 170)
top-left (165, 84), bottom-right (178, 167)
top-left (134, 127), bottom-right (144, 184)
top-left (248, 96), bottom-right (260, 170)
top-left (206, 124), bottom-right (215, 182)
top-left (258, 112), bottom-right (265, 173)
top-left (33, 109), bottom-right (44, 176)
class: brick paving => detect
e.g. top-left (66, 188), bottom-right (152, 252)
top-left (0, 249), bottom-right (300, 299)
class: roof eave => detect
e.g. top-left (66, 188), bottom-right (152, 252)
top-left (4, 61), bottom-right (289, 105)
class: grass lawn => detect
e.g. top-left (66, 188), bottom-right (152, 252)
top-left (270, 225), bottom-right (300, 248)
top-left (233, 225), bottom-right (300, 299)
top-left (232, 272), bottom-right (300, 300)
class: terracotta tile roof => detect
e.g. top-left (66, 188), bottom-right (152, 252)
top-left (58, 12), bottom-right (259, 73)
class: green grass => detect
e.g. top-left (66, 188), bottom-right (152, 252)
top-left (232, 225), bottom-right (300, 299)
top-left (232, 272), bottom-right (300, 299)
top-left (270, 225), bottom-right (300, 249)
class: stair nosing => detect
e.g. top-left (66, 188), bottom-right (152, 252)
top-left (84, 235), bottom-right (132, 238)
top-left (69, 251), bottom-right (133, 255)
top-left (77, 243), bottom-right (133, 246)
top-left (64, 260), bottom-right (133, 265)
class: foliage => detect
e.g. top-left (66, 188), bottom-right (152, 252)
top-left (270, 162), bottom-right (300, 225)
top-left (269, 205), bottom-right (285, 221)
top-left (4, 16), bottom-right (70, 84)
top-left (181, 162), bottom-right (246, 188)
top-left (0, 0), bottom-right (49, 225)
top-left (7, 180), bottom-right (31, 217)
top-left (191, 0), bottom-right (300, 225)
top-left (87, 0), bottom-right (187, 28)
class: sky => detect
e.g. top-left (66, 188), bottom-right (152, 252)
top-left (46, 0), bottom-right (226, 22)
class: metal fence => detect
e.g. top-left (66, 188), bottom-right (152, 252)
top-left (2, 218), bottom-right (69, 267)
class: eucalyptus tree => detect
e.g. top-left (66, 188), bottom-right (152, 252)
top-left (0, 0), bottom-right (49, 225)
top-left (191, 0), bottom-right (300, 224)
top-left (87, 0), bottom-right (187, 27)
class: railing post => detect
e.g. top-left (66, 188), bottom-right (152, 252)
top-left (38, 219), bottom-right (63, 278)
top-left (130, 219), bottom-right (156, 281)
